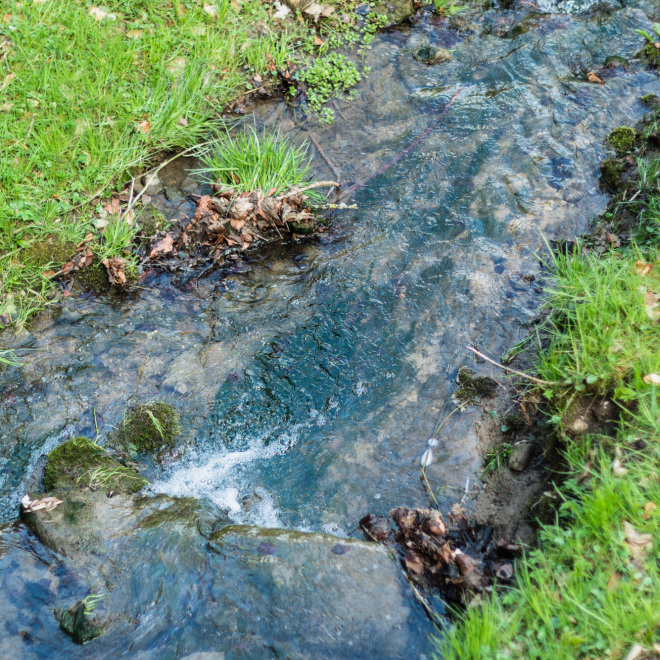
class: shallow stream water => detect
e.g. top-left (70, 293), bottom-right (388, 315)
top-left (1, 0), bottom-right (659, 656)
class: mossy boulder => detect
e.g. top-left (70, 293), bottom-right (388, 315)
top-left (600, 158), bottom-right (625, 192)
top-left (114, 402), bottom-right (181, 454)
top-left (452, 367), bottom-right (498, 407)
top-left (605, 126), bottom-right (637, 157)
top-left (44, 436), bottom-right (147, 494)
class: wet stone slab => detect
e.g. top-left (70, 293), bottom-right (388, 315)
top-left (15, 490), bottom-right (431, 658)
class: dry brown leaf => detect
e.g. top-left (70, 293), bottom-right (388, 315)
top-left (230, 218), bottom-right (246, 231)
top-left (177, 116), bottom-right (188, 127)
top-left (102, 257), bottom-right (127, 285)
top-left (587, 71), bottom-right (604, 84)
top-left (404, 550), bottom-right (425, 574)
top-left (612, 458), bottom-right (627, 476)
top-left (624, 644), bottom-right (645, 660)
top-left (21, 494), bottom-right (63, 513)
top-left (643, 373), bottom-right (660, 385)
top-left (149, 233), bottom-right (175, 259)
top-left (606, 572), bottom-right (620, 591)
top-left (635, 260), bottom-right (653, 276)
top-left (623, 522), bottom-right (652, 560)
top-left (137, 119), bottom-right (150, 134)
top-left (320, 4), bottom-right (334, 16)
top-left (642, 502), bottom-right (657, 520)
top-left (204, 3), bottom-right (218, 15)
top-left (643, 289), bottom-right (660, 321)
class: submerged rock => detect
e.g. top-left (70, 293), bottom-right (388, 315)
top-left (412, 45), bottom-right (453, 65)
top-left (55, 601), bottom-right (104, 645)
top-left (21, 483), bottom-right (430, 655)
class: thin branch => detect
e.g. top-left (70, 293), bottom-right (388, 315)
top-left (466, 346), bottom-right (556, 386)
top-left (276, 180), bottom-right (339, 200)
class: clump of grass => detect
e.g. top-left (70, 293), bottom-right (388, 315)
top-left (195, 128), bottom-right (320, 199)
top-left (114, 402), bottom-right (181, 454)
top-left (433, 0), bottom-right (465, 15)
top-left (0, 349), bottom-right (20, 367)
top-left (483, 442), bottom-right (513, 478)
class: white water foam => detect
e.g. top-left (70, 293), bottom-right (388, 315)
top-left (150, 427), bottom-right (300, 528)
top-left (535, 0), bottom-right (602, 15)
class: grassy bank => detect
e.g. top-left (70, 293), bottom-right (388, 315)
top-left (440, 106), bottom-right (660, 657)
top-left (0, 0), bottom-right (397, 331)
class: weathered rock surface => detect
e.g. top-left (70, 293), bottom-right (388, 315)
top-left (21, 488), bottom-right (431, 657)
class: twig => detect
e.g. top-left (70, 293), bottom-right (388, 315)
top-left (466, 346), bottom-right (556, 386)
top-left (307, 132), bottom-right (341, 183)
top-left (421, 466), bottom-right (439, 508)
top-left (276, 180), bottom-right (339, 200)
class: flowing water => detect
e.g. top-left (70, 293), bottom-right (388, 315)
top-left (1, 0), bottom-right (658, 656)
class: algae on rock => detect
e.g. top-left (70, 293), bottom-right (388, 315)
top-left (114, 402), bottom-right (181, 454)
top-left (44, 436), bottom-right (147, 494)
top-left (605, 126), bottom-right (637, 157)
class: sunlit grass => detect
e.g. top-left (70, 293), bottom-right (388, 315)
top-left (194, 128), bottom-right (321, 199)
top-left (439, 244), bottom-right (660, 658)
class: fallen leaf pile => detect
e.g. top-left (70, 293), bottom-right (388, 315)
top-left (360, 505), bottom-right (520, 605)
top-left (145, 185), bottom-right (324, 267)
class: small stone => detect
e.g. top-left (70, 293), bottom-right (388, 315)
top-left (413, 46), bottom-right (452, 65)
top-left (55, 602), bottom-right (103, 645)
top-left (508, 443), bottom-right (533, 471)
top-left (570, 418), bottom-right (589, 434)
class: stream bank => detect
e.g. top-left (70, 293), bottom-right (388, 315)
top-left (1, 0), bottom-right (660, 657)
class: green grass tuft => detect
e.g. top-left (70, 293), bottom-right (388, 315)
top-left (195, 128), bottom-right (320, 199)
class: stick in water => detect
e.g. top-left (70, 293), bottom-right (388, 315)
top-left (466, 346), bottom-right (556, 386)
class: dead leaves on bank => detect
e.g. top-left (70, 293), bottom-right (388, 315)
top-left (360, 505), bottom-right (519, 606)
top-left (143, 186), bottom-right (324, 268)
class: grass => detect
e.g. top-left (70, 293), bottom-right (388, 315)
top-left (438, 150), bottom-right (660, 657)
top-left (0, 0), bottom-right (385, 331)
top-left (194, 128), bottom-right (322, 199)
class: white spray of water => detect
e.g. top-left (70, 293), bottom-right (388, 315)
top-left (150, 427), bottom-right (300, 528)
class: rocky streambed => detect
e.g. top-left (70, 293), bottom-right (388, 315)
top-left (1, 0), bottom-right (660, 656)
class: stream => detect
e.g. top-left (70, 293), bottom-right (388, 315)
top-left (1, 0), bottom-right (658, 657)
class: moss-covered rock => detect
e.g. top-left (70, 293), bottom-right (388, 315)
top-left (412, 45), bottom-right (452, 65)
top-left (452, 367), bottom-right (498, 407)
top-left (605, 126), bottom-right (636, 157)
top-left (372, 0), bottom-right (414, 27)
top-left (641, 93), bottom-right (660, 109)
top-left (599, 158), bottom-right (625, 192)
top-left (603, 55), bottom-right (629, 69)
top-left (114, 402), bottom-right (181, 454)
top-left (638, 42), bottom-right (660, 68)
top-left (26, 238), bottom-right (76, 267)
top-left (44, 436), bottom-right (147, 494)
top-left (75, 259), bottom-right (111, 292)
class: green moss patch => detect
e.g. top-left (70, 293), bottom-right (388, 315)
top-left (641, 93), bottom-right (660, 108)
top-left (114, 402), bottom-right (181, 454)
top-left (600, 157), bottom-right (626, 191)
top-left (44, 436), bottom-right (147, 494)
top-left (75, 259), bottom-right (111, 292)
top-left (452, 366), bottom-right (498, 407)
top-left (26, 239), bottom-right (76, 268)
top-left (606, 126), bottom-right (637, 157)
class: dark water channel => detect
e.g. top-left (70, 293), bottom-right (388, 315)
top-left (1, 1), bottom-right (659, 657)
